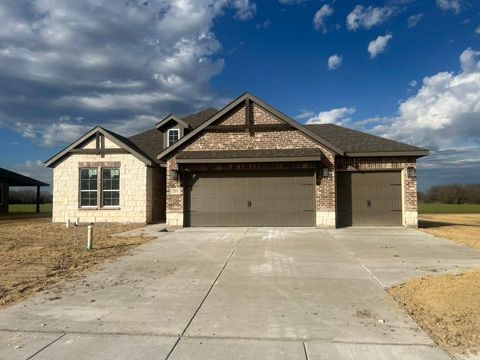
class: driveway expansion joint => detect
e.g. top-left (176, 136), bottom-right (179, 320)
top-left (25, 332), bottom-right (66, 360)
top-left (165, 227), bottom-right (249, 359)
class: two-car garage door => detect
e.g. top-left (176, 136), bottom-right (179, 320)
top-left (185, 170), bottom-right (315, 227)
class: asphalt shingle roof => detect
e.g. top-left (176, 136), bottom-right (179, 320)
top-left (127, 128), bottom-right (164, 163)
top-left (127, 108), bottom-right (427, 163)
top-left (305, 124), bottom-right (427, 154)
top-left (182, 108), bottom-right (218, 129)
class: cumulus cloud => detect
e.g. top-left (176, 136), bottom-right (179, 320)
top-left (475, 25), bottom-right (480, 35)
top-left (368, 33), bottom-right (393, 58)
top-left (294, 110), bottom-right (315, 120)
top-left (327, 54), bottom-right (343, 70)
top-left (372, 48), bottom-right (480, 151)
top-left (436, 0), bottom-right (462, 14)
top-left (305, 107), bottom-right (356, 125)
top-left (313, 5), bottom-right (334, 33)
top-left (346, 5), bottom-right (395, 31)
top-left (0, 0), bottom-right (256, 146)
top-left (407, 13), bottom-right (424, 28)
top-left (232, 0), bottom-right (257, 20)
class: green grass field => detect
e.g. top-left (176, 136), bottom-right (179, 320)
top-left (419, 203), bottom-right (480, 214)
top-left (8, 204), bottom-right (53, 213)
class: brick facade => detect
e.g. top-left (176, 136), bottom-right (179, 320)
top-left (166, 103), bottom-right (338, 228)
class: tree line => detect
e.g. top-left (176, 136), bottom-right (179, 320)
top-left (9, 189), bottom-right (53, 204)
top-left (418, 184), bottom-right (480, 204)
top-left (7, 184), bottom-right (480, 205)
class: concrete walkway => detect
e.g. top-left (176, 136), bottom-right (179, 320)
top-left (1, 227), bottom-right (479, 359)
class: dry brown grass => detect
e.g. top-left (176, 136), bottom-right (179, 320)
top-left (389, 214), bottom-right (480, 355)
top-left (419, 214), bottom-right (480, 250)
top-left (0, 218), bottom-right (152, 308)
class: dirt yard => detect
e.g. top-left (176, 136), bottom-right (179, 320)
top-left (389, 213), bottom-right (480, 355)
top-left (0, 218), bottom-right (151, 308)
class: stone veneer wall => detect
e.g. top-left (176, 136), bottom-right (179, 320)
top-left (335, 157), bottom-right (419, 227)
top-left (52, 137), bottom-right (158, 224)
top-left (166, 103), bottom-right (337, 228)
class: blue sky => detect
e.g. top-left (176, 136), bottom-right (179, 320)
top-left (0, 0), bottom-right (479, 191)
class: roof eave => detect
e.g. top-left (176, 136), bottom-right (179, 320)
top-left (176, 156), bottom-right (323, 164)
top-left (344, 150), bottom-right (429, 157)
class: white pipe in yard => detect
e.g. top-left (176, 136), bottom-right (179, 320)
top-left (87, 224), bottom-right (94, 251)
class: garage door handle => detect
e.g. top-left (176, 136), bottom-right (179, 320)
top-left (367, 200), bottom-right (372, 208)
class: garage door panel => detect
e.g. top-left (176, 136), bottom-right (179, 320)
top-left (186, 170), bottom-right (315, 227)
top-left (337, 171), bottom-right (402, 227)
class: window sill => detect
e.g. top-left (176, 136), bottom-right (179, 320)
top-left (78, 207), bottom-right (121, 211)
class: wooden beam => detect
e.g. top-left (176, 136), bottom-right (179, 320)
top-left (100, 134), bottom-right (105, 158)
top-left (70, 149), bottom-right (129, 155)
top-left (245, 99), bottom-right (253, 135)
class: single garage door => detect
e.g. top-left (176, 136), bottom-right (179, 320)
top-left (336, 171), bottom-right (402, 227)
top-left (185, 170), bottom-right (315, 227)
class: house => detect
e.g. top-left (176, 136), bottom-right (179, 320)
top-left (0, 167), bottom-right (49, 214)
top-left (45, 93), bottom-right (428, 228)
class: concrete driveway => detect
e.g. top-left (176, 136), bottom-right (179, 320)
top-left (1, 227), bottom-right (479, 360)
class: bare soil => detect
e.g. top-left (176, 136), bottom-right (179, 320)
top-left (0, 218), bottom-right (151, 308)
top-left (389, 214), bottom-right (480, 355)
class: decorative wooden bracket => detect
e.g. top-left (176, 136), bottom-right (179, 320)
top-left (245, 99), bottom-right (254, 136)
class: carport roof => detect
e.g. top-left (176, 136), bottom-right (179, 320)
top-left (176, 148), bottom-right (323, 163)
top-left (0, 167), bottom-right (49, 187)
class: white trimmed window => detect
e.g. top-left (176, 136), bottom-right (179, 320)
top-left (102, 168), bottom-right (120, 207)
top-left (168, 129), bottom-right (180, 146)
top-left (80, 168), bottom-right (98, 207)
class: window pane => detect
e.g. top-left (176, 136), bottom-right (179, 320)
top-left (168, 129), bottom-right (179, 146)
top-left (103, 191), bottom-right (120, 207)
top-left (80, 191), bottom-right (97, 207)
top-left (80, 168), bottom-right (97, 190)
top-left (102, 168), bottom-right (120, 207)
top-left (103, 169), bottom-right (120, 190)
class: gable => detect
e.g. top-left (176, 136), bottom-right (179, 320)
top-left (184, 105), bottom-right (330, 155)
top-left (45, 127), bottom-right (153, 168)
top-left (157, 93), bottom-right (344, 160)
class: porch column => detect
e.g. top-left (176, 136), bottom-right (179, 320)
top-left (36, 186), bottom-right (40, 213)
